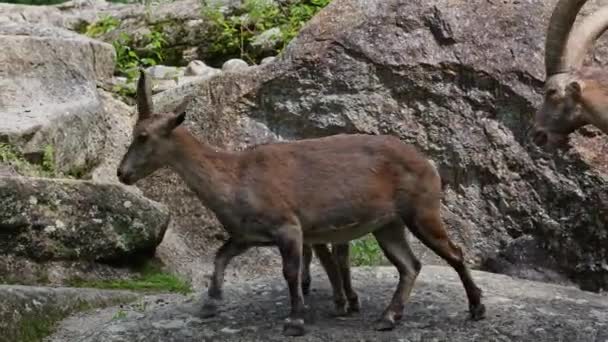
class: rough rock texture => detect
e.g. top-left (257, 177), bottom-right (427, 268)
top-left (146, 0), bottom-right (608, 291)
top-left (0, 284), bottom-right (136, 342)
top-left (0, 22), bottom-right (115, 174)
top-left (90, 90), bottom-right (138, 183)
top-left (0, 176), bottom-right (170, 264)
top-left (47, 266), bottom-right (608, 342)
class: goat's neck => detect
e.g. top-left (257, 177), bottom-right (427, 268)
top-left (167, 127), bottom-right (238, 213)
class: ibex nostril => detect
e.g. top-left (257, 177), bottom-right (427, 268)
top-left (117, 169), bottom-right (126, 182)
top-left (533, 130), bottom-right (548, 146)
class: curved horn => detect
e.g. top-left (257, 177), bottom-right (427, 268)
top-left (137, 69), bottom-right (153, 120)
top-left (563, 5), bottom-right (608, 71)
top-left (544, 0), bottom-right (589, 76)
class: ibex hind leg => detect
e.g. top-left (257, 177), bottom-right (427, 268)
top-left (312, 244), bottom-right (348, 316)
top-left (406, 207), bottom-right (486, 321)
top-left (302, 244), bottom-right (313, 296)
top-left (333, 243), bottom-right (360, 313)
top-left (372, 221), bottom-right (421, 331)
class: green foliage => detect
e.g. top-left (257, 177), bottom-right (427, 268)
top-left (350, 236), bottom-right (385, 266)
top-left (201, 0), bottom-right (331, 66)
top-left (42, 145), bottom-right (56, 174)
top-left (68, 261), bottom-right (192, 295)
top-left (0, 143), bottom-right (58, 178)
top-left (112, 309), bottom-right (128, 320)
top-left (84, 15), bottom-right (167, 94)
top-left (84, 15), bottom-right (119, 38)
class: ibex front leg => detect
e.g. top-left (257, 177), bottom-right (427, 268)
top-left (199, 237), bottom-right (251, 318)
top-left (276, 224), bottom-right (307, 336)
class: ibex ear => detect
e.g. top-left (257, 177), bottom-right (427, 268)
top-left (566, 81), bottom-right (583, 100)
top-left (137, 69), bottom-right (153, 120)
top-left (161, 111), bottom-right (186, 136)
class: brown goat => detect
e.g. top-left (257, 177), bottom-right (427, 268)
top-left (117, 70), bottom-right (485, 336)
top-left (533, 0), bottom-right (608, 147)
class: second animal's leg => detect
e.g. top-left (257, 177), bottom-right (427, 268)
top-left (407, 206), bottom-right (486, 320)
top-left (199, 237), bottom-right (251, 318)
top-left (276, 224), bottom-right (307, 336)
top-left (333, 243), bottom-right (360, 313)
top-left (302, 244), bottom-right (313, 296)
top-left (313, 244), bottom-right (348, 316)
top-left (372, 221), bottom-right (421, 331)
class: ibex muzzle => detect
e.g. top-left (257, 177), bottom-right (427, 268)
top-left (533, 0), bottom-right (608, 148)
top-left (117, 70), bottom-right (486, 336)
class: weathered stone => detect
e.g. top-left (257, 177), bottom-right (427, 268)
top-left (0, 176), bottom-right (170, 262)
top-left (0, 2), bottom-right (66, 27)
top-left (146, 65), bottom-right (183, 80)
top-left (46, 266), bottom-right (608, 342)
top-left (260, 56), bottom-right (276, 65)
top-left (0, 22), bottom-right (115, 174)
top-left (147, 0), bottom-right (608, 291)
top-left (250, 27), bottom-right (282, 51)
top-left (222, 58), bottom-right (249, 72)
top-left (185, 60), bottom-right (221, 77)
top-left (0, 284), bottom-right (136, 342)
top-left (90, 90), bottom-right (137, 184)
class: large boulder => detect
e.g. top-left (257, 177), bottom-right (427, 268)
top-left (0, 284), bottom-right (136, 342)
top-left (46, 266), bottom-right (608, 341)
top-left (0, 177), bottom-right (170, 264)
top-left (0, 22), bottom-right (115, 175)
top-left (146, 0), bottom-right (608, 290)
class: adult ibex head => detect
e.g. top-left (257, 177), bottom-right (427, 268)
top-left (532, 0), bottom-right (608, 148)
top-left (117, 69), bottom-right (190, 185)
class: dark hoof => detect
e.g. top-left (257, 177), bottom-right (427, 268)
top-left (374, 317), bottom-right (396, 331)
top-left (469, 303), bottom-right (486, 321)
top-left (198, 301), bottom-right (219, 318)
top-left (347, 298), bottom-right (361, 314)
top-left (283, 318), bottom-right (306, 336)
top-left (332, 304), bottom-right (349, 317)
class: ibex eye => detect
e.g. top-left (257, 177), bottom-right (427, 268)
top-left (546, 88), bottom-right (557, 98)
top-left (137, 132), bottom-right (148, 141)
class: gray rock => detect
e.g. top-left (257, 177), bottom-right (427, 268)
top-left (0, 284), bottom-right (136, 342)
top-left (184, 60), bottom-right (221, 77)
top-left (0, 176), bottom-right (170, 262)
top-left (146, 65), bottom-right (183, 80)
top-left (260, 56), bottom-right (276, 65)
top-left (0, 3), bottom-right (66, 27)
top-left (148, 0), bottom-right (608, 291)
top-left (251, 27), bottom-right (282, 51)
top-left (90, 90), bottom-right (137, 183)
top-left (0, 22), bottom-right (115, 175)
top-left (46, 266), bottom-right (608, 341)
top-left (222, 58), bottom-right (249, 72)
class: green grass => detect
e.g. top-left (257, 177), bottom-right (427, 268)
top-left (0, 143), bottom-right (57, 177)
top-left (350, 235), bottom-right (386, 266)
top-left (67, 261), bottom-right (192, 295)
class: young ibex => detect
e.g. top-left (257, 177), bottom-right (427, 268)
top-left (533, 0), bottom-right (608, 147)
top-left (117, 70), bottom-right (486, 336)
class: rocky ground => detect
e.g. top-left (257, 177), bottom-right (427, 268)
top-left (46, 266), bottom-right (608, 342)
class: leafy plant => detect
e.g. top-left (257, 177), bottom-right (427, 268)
top-left (201, 0), bottom-right (331, 66)
top-left (84, 15), bottom-right (120, 38)
top-left (350, 236), bottom-right (385, 266)
top-left (112, 309), bottom-right (128, 320)
top-left (113, 30), bottom-right (167, 86)
top-left (0, 143), bottom-right (58, 178)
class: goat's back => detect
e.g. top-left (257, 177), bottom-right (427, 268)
top-left (233, 134), bottom-right (440, 235)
